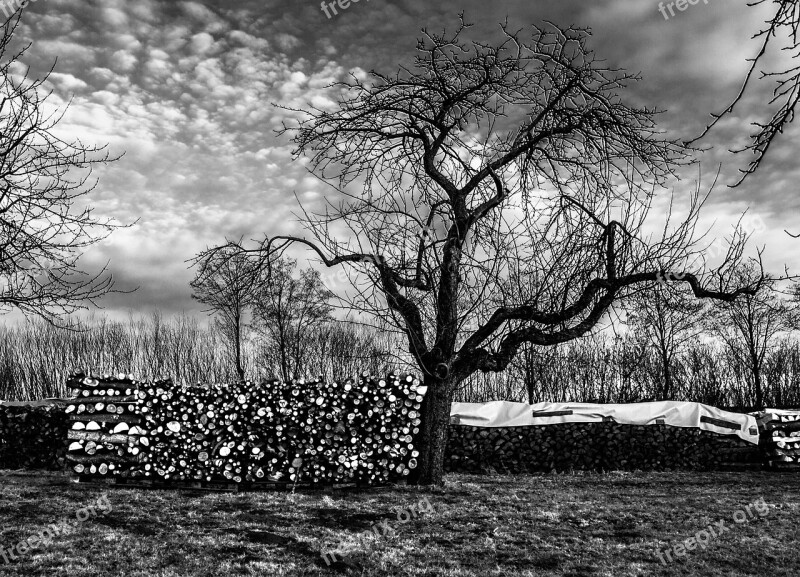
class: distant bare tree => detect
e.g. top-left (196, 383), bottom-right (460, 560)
top-left (252, 258), bottom-right (333, 382)
top-left (628, 284), bottom-right (707, 400)
top-left (706, 263), bottom-right (797, 409)
top-left (0, 13), bottom-right (120, 321)
top-left (190, 247), bottom-right (259, 380)
top-left (694, 0), bottom-right (800, 184)
top-left (512, 343), bottom-right (562, 405)
top-left (303, 322), bottom-right (396, 381)
top-left (204, 18), bottom-right (763, 485)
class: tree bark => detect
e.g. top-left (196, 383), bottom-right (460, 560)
top-left (747, 338), bottom-right (764, 409)
top-left (752, 353), bottom-right (764, 409)
top-left (234, 314), bottom-right (245, 381)
top-left (660, 350), bottom-right (672, 400)
top-left (410, 373), bottom-right (455, 486)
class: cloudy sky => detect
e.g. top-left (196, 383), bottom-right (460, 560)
top-left (4, 0), bottom-right (798, 322)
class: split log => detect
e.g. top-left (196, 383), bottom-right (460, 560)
top-left (67, 430), bottom-right (132, 444)
top-left (68, 414), bottom-right (142, 424)
top-left (66, 453), bottom-right (135, 464)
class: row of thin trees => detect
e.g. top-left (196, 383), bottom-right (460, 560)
top-left (3, 307), bottom-right (800, 411)
top-left (0, 313), bottom-right (397, 400)
top-left (459, 332), bottom-right (800, 410)
top-left (187, 251), bottom-right (800, 411)
top-left (2, 254), bottom-right (799, 410)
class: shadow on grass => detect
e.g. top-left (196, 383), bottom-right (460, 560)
top-left (92, 514), bottom-right (162, 537)
top-left (241, 526), bottom-right (359, 572)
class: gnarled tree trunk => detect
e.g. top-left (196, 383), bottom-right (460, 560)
top-left (410, 374), bottom-right (455, 486)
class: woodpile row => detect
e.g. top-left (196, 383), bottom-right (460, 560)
top-left (1, 379), bottom-right (790, 479)
top-left (64, 372), bottom-right (427, 486)
top-left (757, 410), bottom-right (800, 470)
top-left (445, 422), bottom-right (762, 473)
top-left (0, 403), bottom-right (68, 470)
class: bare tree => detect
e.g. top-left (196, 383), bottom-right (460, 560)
top-left (0, 13), bottom-right (121, 321)
top-left (706, 262), bottom-right (796, 409)
top-left (693, 0), bottom-right (800, 184)
top-left (627, 283), bottom-right (707, 400)
top-left (512, 343), bottom-right (563, 405)
top-left (252, 258), bottom-right (333, 382)
top-left (203, 19), bottom-right (763, 485)
top-left (190, 246), bottom-right (259, 380)
top-left (297, 322), bottom-right (395, 382)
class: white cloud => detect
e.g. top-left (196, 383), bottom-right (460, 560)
top-left (110, 50), bottom-right (137, 73)
top-left (228, 30), bottom-right (270, 51)
top-left (190, 32), bottom-right (217, 55)
top-left (47, 72), bottom-right (88, 93)
top-left (274, 33), bottom-right (300, 52)
top-left (100, 6), bottom-right (129, 28)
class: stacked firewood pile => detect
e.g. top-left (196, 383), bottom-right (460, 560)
top-left (65, 374), bottom-right (144, 476)
top-left (445, 422), bottom-right (762, 473)
top-left (0, 402), bottom-right (68, 470)
top-left (64, 372), bottom-right (426, 486)
top-left (757, 409), bottom-right (800, 469)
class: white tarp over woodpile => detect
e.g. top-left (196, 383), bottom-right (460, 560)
top-left (450, 401), bottom-right (760, 444)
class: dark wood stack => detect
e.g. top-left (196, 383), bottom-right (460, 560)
top-left (0, 402), bottom-right (68, 470)
top-left (757, 410), bottom-right (800, 470)
top-left (132, 372), bottom-right (426, 485)
top-left (64, 373), bottom-right (144, 477)
top-left (445, 421), bottom-right (762, 474)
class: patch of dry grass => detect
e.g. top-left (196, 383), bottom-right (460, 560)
top-left (0, 470), bottom-right (796, 576)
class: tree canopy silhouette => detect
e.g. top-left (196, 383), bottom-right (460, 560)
top-left (204, 17), bottom-right (764, 485)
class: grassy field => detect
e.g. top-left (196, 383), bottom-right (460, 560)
top-left (0, 470), bottom-right (795, 576)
